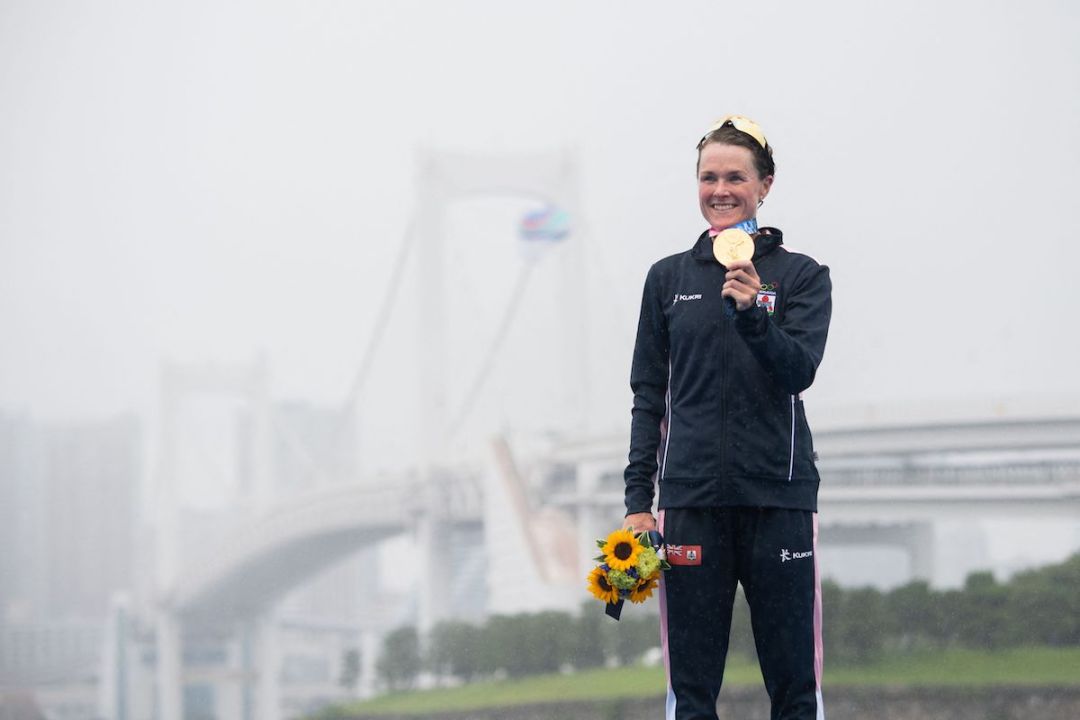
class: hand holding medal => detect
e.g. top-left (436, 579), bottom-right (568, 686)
top-left (711, 223), bottom-right (760, 315)
top-left (721, 252), bottom-right (762, 313)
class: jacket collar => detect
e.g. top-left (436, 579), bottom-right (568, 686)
top-left (690, 226), bottom-right (784, 263)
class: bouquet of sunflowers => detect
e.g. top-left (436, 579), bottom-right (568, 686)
top-left (586, 528), bottom-right (669, 619)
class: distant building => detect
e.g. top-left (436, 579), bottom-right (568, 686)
top-left (0, 412), bottom-right (140, 688)
top-left (40, 415), bottom-right (141, 620)
top-left (0, 413), bottom-right (44, 625)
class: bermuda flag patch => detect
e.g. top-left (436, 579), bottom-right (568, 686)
top-left (665, 544), bottom-right (702, 566)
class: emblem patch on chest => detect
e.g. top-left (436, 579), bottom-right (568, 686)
top-left (757, 282), bottom-right (778, 315)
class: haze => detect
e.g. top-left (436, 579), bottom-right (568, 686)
top-left (2, 0), bottom-right (1079, 471)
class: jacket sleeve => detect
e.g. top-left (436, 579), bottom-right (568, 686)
top-left (734, 261), bottom-right (832, 394)
top-left (624, 265), bottom-right (670, 516)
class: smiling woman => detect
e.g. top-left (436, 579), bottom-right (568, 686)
top-left (696, 118), bottom-right (774, 231)
top-left (622, 116), bottom-right (833, 720)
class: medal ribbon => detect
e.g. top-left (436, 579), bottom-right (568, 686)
top-left (707, 217), bottom-right (758, 237)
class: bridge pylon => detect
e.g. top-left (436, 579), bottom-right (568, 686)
top-left (411, 147), bottom-right (586, 466)
top-left (151, 359), bottom-right (279, 720)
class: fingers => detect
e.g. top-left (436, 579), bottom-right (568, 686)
top-left (624, 512), bottom-right (657, 533)
top-left (724, 259), bottom-right (759, 285)
top-left (722, 286), bottom-right (757, 311)
top-left (725, 259), bottom-right (757, 273)
top-left (722, 262), bottom-right (760, 311)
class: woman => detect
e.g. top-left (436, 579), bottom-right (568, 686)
top-left (623, 116), bottom-right (831, 720)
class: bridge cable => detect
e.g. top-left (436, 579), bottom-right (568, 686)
top-left (337, 217), bottom-right (418, 439)
top-left (448, 257), bottom-right (537, 437)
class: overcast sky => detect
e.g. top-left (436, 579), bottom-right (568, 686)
top-left (2, 1), bottom-right (1079, 473)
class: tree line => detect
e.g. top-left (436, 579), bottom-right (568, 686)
top-left (375, 552), bottom-right (1080, 690)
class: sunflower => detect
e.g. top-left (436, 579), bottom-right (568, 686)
top-left (629, 576), bottom-right (659, 604)
top-left (586, 566), bottom-right (620, 604)
top-left (602, 529), bottom-right (642, 572)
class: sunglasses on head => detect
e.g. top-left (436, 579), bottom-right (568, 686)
top-left (698, 115), bottom-right (768, 150)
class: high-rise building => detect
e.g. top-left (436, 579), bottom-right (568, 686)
top-left (0, 412), bottom-right (141, 689)
top-left (0, 412), bottom-right (46, 624)
top-left (39, 415), bottom-right (141, 620)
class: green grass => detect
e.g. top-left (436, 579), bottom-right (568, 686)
top-left (825, 646), bottom-right (1080, 688)
top-left (327, 647), bottom-right (1080, 717)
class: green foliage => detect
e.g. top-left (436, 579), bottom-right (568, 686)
top-left (571, 604), bottom-right (607, 670)
top-left (376, 626), bottom-right (421, 691)
top-left (1007, 553), bottom-right (1080, 646)
top-left (312, 554), bottom-right (1080, 720)
top-left (478, 611), bottom-right (578, 677)
top-left (339, 648), bottom-right (361, 690)
top-left (952, 571), bottom-right (1011, 649)
top-left (820, 579), bottom-right (844, 661)
top-left (884, 579), bottom-right (939, 648)
top-left (606, 610), bottom-right (659, 666)
top-left (928, 556), bottom-right (1080, 651)
top-left (426, 621), bottom-right (482, 681)
top-left (827, 553), bottom-right (1080, 659)
top-left (371, 553), bottom-right (1080, 696)
top-left (522, 611), bottom-right (577, 675)
top-left (835, 586), bottom-right (888, 662)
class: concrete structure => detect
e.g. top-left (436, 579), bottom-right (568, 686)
top-left (134, 412), bottom-right (1080, 718)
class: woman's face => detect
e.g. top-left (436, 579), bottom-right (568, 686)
top-left (697, 142), bottom-right (773, 230)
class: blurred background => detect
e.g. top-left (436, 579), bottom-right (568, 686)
top-left (2, 1), bottom-right (1079, 718)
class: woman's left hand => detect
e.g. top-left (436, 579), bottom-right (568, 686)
top-left (722, 259), bottom-right (761, 311)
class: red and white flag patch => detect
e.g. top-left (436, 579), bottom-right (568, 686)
top-left (665, 544), bottom-right (702, 566)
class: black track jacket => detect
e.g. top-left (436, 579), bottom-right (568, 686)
top-left (624, 227), bottom-right (832, 515)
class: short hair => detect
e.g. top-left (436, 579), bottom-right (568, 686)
top-left (697, 124), bottom-right (776, 179)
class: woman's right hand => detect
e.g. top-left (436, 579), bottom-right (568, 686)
top-left (624, 512), bottom-right (657, 533)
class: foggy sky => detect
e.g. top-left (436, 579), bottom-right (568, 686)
top-left (2, 1), bottom-right (1079, 473)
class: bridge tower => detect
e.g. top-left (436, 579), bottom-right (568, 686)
top-left (411, 147), bottom-right (585, 460)
top-left (410, 147), bottom-right (584, 631)
top-left (153, 359), bottom-right (279, 720)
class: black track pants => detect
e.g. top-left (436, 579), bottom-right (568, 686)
top-left (658, 507), bottom-right (823, 720)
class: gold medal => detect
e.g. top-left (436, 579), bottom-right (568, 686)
top-left (712, 228), bottom-right (754, 266)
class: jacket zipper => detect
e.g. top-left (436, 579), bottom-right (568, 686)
top-left (787, 394), bottom-right (796, 480)
top-left (720, 304), bottom-right (731, 476)
top-left (660, 362), bottom-right (673, 480)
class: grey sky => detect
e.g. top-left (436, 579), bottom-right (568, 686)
top-left (2, 1), bottom-right (1079, 472)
